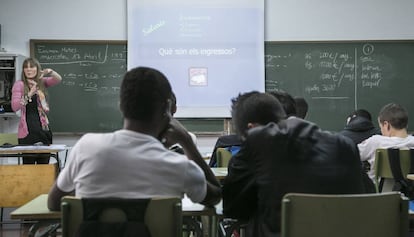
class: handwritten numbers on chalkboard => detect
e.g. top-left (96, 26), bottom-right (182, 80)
top-left (264, 41), bottom-right (414, 131)
top-left (362, 43), bottom-right (375, 55)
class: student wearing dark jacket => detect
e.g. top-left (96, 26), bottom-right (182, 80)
top-left (222, 92), bottom-right (366, 237)
top-left (339, 109), bottom-right (380, 144)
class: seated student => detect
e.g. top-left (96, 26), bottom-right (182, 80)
top-left (268, 90), bottom-right (296, 117)
top-left (358, 103), bottom-right (414, 182)
top-left (209, 91), bottom-right (297, 167)
top-left (222, 91), bottom-right (365, 237)
top-left (339, 109), bottom-right (380, 145)
top-left (48, 67), bottom-right (221, 211)
top-left (294, 96), bottom-right (308, 119)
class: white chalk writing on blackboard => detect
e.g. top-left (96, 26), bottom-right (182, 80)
top-left (265, 43), bottom-right (384, 98)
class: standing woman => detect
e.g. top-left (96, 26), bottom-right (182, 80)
top-left (11, 58), bottom-right (62, 164)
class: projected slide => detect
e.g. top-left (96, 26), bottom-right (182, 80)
top-left (128, 1), bottom-right (264, 117)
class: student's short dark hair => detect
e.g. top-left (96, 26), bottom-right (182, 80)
top-left (269, 91), bottom-right (297, 117)
top-left (231, 91), bottom-right (286, 137)
top-left (120, 67), bottom-right (172, 122)
top-left (378, 103), bottom-right (408, 129)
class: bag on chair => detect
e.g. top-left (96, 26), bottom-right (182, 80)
top-left (388, 148), bottom-right (414, 200)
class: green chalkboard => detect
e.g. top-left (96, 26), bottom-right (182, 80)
top-left (265, 41), bottom-right (414, 131)
top-left (30, 40), bottom-right (414, 133)
top-left (30, 40), bottom-right (126, 133)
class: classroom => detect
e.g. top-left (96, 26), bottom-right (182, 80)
top-left (1, 0), bottom-right (414, 236)
top-left (1, 0), bottom-right (414, 149)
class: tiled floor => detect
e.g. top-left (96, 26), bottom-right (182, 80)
top-left (0, 208), bottom-right (30, 237)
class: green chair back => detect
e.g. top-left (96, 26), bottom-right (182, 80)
top-left (61, 196), bottom-right (182, 237)
top-left (281, 192), bottom-right (409, 237)
top-left (216, 148), bottom-right (232, 167)
top-left (0, 133), bottom-right (18, 145)
top-left (374, 148), bottom-right (412, 192)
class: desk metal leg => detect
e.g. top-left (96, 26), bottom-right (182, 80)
top-left (28, 221), bottom-right (60, 237)
top-left (202, 215), bottom-right (218, 237)
top-left (209, 215), bottom-right (218, 237)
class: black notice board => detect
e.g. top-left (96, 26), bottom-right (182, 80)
top-left (30, 40), bottom-right (127, 133)
top-left (265, 41), bottom-right (414, 131)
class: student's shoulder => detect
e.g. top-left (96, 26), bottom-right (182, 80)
top-left (358, 134), bottom-right (384, 147)
top-left (76, 132), bottom-right (113, 148)
top-left (247, 117), bottom-right (317, 138)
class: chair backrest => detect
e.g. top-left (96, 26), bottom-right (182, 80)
top-left (0, 133), bottom-right (18, 145)
top-left (216, 147), bottom-right (232, 167)
top-left (281, 192), bottom-right (409, 237)
top-left (374, 148), bottom-right (413, 192)
top-left (0, 163), bottom-right (57, 207)
top-left (61, 196), bottom-right (182, 237)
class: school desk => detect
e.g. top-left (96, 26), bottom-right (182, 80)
top-left (211, 167), bottom-right (228, 180)
top-left (0, 144), bottom-right (67, 169)
top-left (10, 194), bottom-right (223, 237)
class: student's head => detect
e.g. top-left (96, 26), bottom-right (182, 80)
top-left (268, 91), bottom-right (297, 117)
top-left (294, 97), bottom-right (308, 119)
top-left (378, 103), bottom-right (408, 135)
top-left (231, 91), bottom-right (286, 138)
top-left (346, 109), bottom-right (372, 124)
top-left (120, 67), bottom-right (173, 123)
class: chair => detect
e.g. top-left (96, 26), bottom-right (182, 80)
top-left (216, 148), bottom-right (232, 167)
top-left (281, 192), bottom-right (409, 237)
top-left (374, 148), bottom-right (413, 192)
top-left (0, 133), bottom-right (19, 222)
top-left (0, 162), bottom-right (57, 223)
top-left (61, 196), bottom-right (182, 237)
top-left (0, 133), bottom-right (18, 146)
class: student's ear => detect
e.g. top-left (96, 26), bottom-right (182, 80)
top-left (247, 122), bottom-right (260, 129)
top-left (165, 99), bottom-right (173, 118)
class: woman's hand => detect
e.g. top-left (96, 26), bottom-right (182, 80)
top-left (27, 79), bottom-right (38, 98)
top-left (41, 68), bottom-right (54, 76)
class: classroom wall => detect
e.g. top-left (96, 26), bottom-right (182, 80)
top-left (1, 0), bottom-right (414, 151)
top-left (2, 0), bottom-right (414, 56)
top-left (265, 0), bottom-right (414, 41)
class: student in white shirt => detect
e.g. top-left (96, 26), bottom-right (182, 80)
top-left (358, 103), bottom-right (414, 181)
